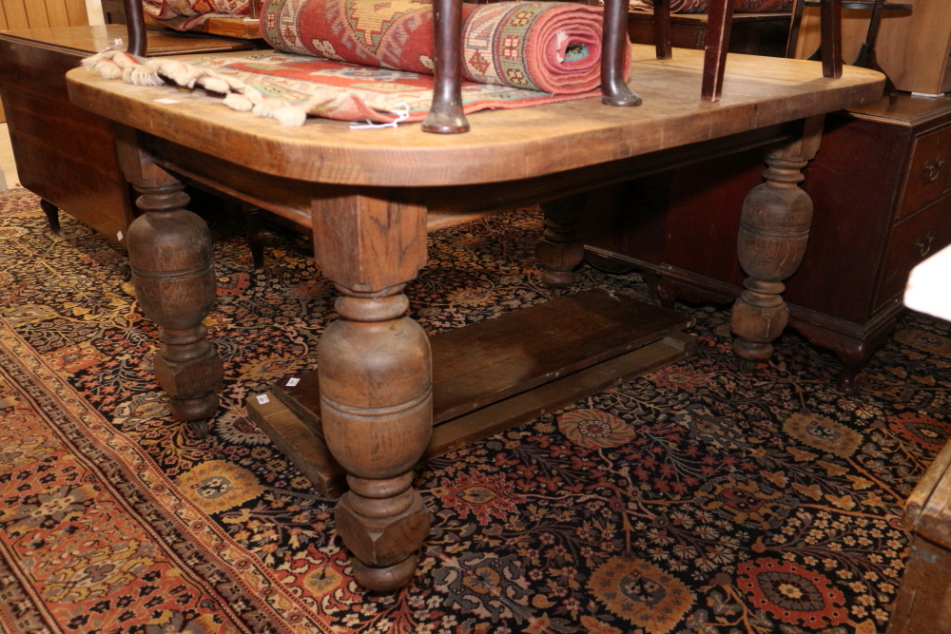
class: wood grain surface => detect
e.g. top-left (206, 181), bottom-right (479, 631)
top-left (66, 45), bottom-right (885, 188)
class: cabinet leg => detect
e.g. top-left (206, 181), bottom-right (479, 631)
top-left (536, 195), bottom-right (585, 295)
top-left (732, 118), bottom-right (823, 365)
top-left (40, 199), bottom-right (60, 232)
top-left (243, 204), bottom-right (266, 269)
top-left (128, 180), bottom-right (222, 429)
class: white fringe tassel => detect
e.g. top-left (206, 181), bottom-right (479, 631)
top-left (80, 50), bottom-right (351, 127)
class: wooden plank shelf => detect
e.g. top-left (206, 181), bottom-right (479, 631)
top-left (246, 289), bottom-right (695, 497)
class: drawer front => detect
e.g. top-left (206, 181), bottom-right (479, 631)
top-left (898, 125), bottom-right (951, 220)
top-left (876, 196), bottom-right (951, 309)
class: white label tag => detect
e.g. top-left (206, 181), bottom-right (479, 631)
top-left (286, 377), bottom-right (300, 387)
top-left (153, 98), bottom-right (180, 104)
top-left (116, 231), bottom-right (123, 241)
top-left (255, 394), bottom-right (270, 405)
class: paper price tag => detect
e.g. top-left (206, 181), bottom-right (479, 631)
top-left (286, 378), bottom-right (300, 387)
top-left (255, 394), bottom-right (270, 405)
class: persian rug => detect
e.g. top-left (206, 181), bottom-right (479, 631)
top-left (145, 0), bottom-right (251, 31)
top-left (83, 1), bottom-right (627, 126)
top-left (1, 186), bottom-right (950, 633)
top-left (630, 0), bottom-right (792, 13)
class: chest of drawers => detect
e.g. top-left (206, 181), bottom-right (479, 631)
top-left (581, 94), bottom-right (951, 389)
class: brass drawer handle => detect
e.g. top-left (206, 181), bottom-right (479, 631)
top-left (915, 233), bottom-right (935, 259)
top-left (923, 157), bottom-right (945, 182)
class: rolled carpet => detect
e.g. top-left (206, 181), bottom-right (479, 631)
top-left (260, 0), bottom-right (631, 93)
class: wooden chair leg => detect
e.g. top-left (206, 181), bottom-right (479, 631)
top-left (701, 0), bottom-right (735, 102)
top-left (785, 0), bottom-right (808, 58)
top-left (653, 0), bottom-right (672, 60)
top-left (601, 0), bottom-right (643, 106)
top-left (422, 0), bottom-right (469, 133)
top-left (122, 0), bottom-right (147, 56)
top-left (819, 0), bottom-right (843, 78)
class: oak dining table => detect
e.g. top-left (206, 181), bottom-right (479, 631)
top-left (66, 44), bottom-right (884, 591)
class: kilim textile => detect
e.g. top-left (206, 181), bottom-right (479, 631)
top-left (144, 0), bottom-right (252, 31)
top-left (630, 0), bottom-right (792, 13)
top-left (81, 50), bottom-right (598, 126)
top-left (261, 0), bottom-right (630, 95)
top-left (1, 186), bottom-right (950, 633)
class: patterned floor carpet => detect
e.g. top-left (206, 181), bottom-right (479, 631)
top-left (1, 187), bottom-right (948, 634)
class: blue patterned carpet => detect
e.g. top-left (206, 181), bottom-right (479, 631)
top-left (1, 186), bottom-right (948, 634)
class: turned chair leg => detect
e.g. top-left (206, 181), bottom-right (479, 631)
top-left (602, 0), bottom-right (643, 106)
top-left (653, 0), bottom-right (672, 60)
top-left (422, 0), bottom-right (468, 133)
top-left (39, 199), bottom-right (60, 232)
top-left (701, 0), bottom-right (736, 102)
top-left (121, 0), bottom-right (147, 56)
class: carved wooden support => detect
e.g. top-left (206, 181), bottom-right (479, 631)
top-left (536, 195), bottom-right (586, 293)
top-left (731, 117), bottom-right (823, 364)
top-left (116, 127), bottom-right (222, 431)
top-left (312, 188), bottom-right (431, 591)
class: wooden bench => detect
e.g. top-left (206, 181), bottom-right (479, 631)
top-left (887, 440), bottom-right (951, 633)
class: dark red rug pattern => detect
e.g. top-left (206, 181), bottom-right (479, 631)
top-left (1, 187), bottom-right (948, 633)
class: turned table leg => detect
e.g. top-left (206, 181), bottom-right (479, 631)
top-left (312, 188), bottom-right (432, 591)
top-left (732, 116), bottom-right (824, 367)
top-left (537, 195), bottom-right (585, 296)
top-left (116, 128), bottom-right (222, 432)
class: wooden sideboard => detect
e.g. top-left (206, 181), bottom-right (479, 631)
top-left (0, 25), bottom-right (256, 242)
top-left (582, 93), bottom-right (951, 390)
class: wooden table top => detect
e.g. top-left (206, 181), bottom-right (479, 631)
top-left (66, 45), bottom-right (885, 188)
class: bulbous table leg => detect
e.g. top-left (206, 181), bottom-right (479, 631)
top-left (127, 179), bottom-right (222, 428)
top-left (311, 189), bottom-right (432, 591)
top-left (732, 117), bottom-right (824, 365)
top-left (537, 195), bottom-right (586, 295)
top-left (320, 287), bottom-right (432, 591)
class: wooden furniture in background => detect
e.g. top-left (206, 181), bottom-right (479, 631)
top-left (0, 0), bottom-right (89, 30)
top-left (0, 0), bottom-right (92, 123)
top-left (0, 25), bottom-right (255, 242)
top-left (627, 11), bottom-right (791, 56)
top-left (582, 93), bottom-right (951, 390)
top-left (795, 0), bottom-right (951, 95)
top-left (67, 45), bottom-right (883, 591)
top-left (887, 439), bottom-right (951, 634)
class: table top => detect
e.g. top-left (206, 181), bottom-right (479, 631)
top-left (66, 45), bottom-right (884, 188)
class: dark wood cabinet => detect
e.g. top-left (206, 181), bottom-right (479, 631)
top-left (581, 94), bottom-right (951, 389)
top-left (0, 25), bottom-right (255, 242)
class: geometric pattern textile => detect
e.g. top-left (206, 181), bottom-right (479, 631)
top-left (1, 186), bottom-right (948, 633)
top-left (261, 0), bottom-right (629, 94)
top-left (144, 0), bottom-right (251, 30)
top-left (81, 50), bottom-right (608, 125)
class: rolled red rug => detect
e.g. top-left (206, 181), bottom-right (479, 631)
top-left (260, 0), bottom-right (630, 94)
